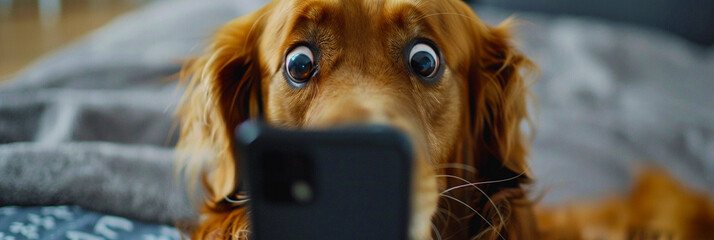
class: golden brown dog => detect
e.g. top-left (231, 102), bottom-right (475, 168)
top-left (176, 0), bottom-right (536, 239)
top-left (175, 0), bottom-right (714, 239)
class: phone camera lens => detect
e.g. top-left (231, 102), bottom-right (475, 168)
top-left (261, 151), bottom-right (316, 204)
top-left (291, 180), bottom-right (313, 203)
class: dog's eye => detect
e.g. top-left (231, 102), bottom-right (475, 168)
top-left (285, 46), bottom-right (315, 84)
top-left (408, 43), bottom-right (440, 80)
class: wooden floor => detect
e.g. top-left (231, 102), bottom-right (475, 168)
top-left (0, 0), bottom-right (144, 82)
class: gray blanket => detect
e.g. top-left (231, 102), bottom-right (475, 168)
top-left (1, 0), bottom-right (713, 239)
top-left (0, 0), bottom-right (266, 238)
top-left (476, 8), bottom-right (714, 201)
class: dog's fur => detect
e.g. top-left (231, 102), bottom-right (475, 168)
top-left (176, 0), bottom-right (536, 239)
top-left (536, 169), bottom-right (714, 240)
top-left (176, 0), bottom-right (714, 239)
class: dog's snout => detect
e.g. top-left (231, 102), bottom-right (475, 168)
top-left (305, 95), bottom-right (427, 149)
top-left (306, 98), bottom-right (386, 127)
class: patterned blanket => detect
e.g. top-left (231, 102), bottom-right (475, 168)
top-left (0, 206), bottom-right (180, 240)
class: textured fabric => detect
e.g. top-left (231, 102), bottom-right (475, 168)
top-left (0, 0), bottom-right (266, 238)
top-left (474, 6), bottom-right (714, 202)
top-left (0, 206), bottom-right (181, 240)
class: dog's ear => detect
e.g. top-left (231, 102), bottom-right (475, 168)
top-left (470, 19), bottom-right (534, 182)
top-left (176, 4), bottom-right (272, 210)
top-left (464, 19), bottom-right (538, 239)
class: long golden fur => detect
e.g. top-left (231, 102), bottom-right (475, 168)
top-left (176, 0), bottom-right (537, 239)
top-left (536, 169), bottom-right (714, 240)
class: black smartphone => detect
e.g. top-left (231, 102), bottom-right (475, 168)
top-left (235, 121), bottom-right (412, 240)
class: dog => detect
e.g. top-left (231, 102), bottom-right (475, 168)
top-left (176, 0), bottom-right (537, 239)
top-left (175, 0), bottom-right (714, 239)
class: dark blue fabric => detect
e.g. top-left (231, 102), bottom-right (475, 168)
top-left (0, 206), bottom-right (180, 240)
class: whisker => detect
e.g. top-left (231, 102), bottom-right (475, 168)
top-left (431, 206), bottom-right (462, 239)
top-left (439, 165), bottom-right (530, 195)
top-left (436, 208), bottom-right (461, 223)
top-left (432, 207), bottom-right (448, 225)
top-left (435, 207), bottom-right (461, 238)
top-left (440, 194), bottom-right (505, 240)
top-left (431, 222), bottom-right (442, 240)
top-left (436, 174), bottom-right (506, 234)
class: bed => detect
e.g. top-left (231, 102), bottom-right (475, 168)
top-left (1, 0), bottom-right (712, 238)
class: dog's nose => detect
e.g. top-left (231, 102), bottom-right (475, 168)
top-left (306, 99), bottom-right (385, 127)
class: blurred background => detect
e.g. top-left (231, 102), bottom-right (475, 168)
top-left (2, 0), bottom-right (712, 82)
top-left (0, 0), bottom-right (153, 81)
top-left (478, 0), bottom-right (714, 46)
